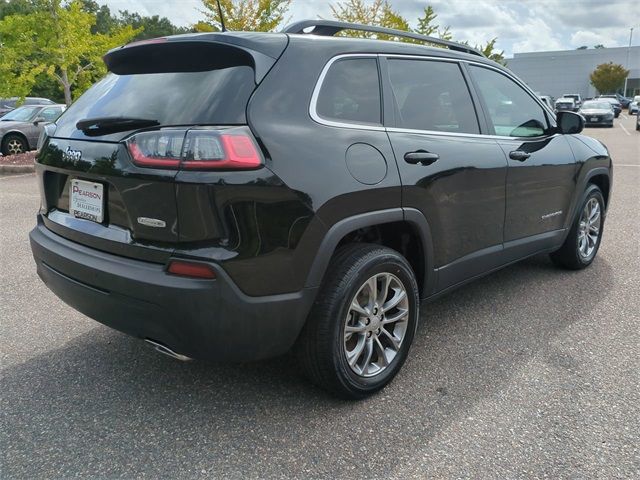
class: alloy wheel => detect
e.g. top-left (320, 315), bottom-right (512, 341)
top-left (6, 139), bottom-right (24, 155)
top-left (578, 197), bottom-right (601, 259)
top-left (343, 272), bottom-right (409, 378)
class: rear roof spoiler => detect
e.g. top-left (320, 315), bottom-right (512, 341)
top-left (103, 33), bottom-right (289, 82)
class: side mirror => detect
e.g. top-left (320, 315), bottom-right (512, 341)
top-left (556, 111), bottom-right (584, 134)
top-left (33, 117), bottom-right (46, 125)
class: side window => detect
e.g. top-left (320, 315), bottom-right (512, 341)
top-left (316, 58), bottom-right (381, 125)
top-left (469, 65), bottom-right (549, 137)
top-left (40, 107), bottom-right (62, 122)
top-left (387, 59), bottom-right (479, 134)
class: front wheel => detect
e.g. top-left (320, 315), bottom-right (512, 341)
top-left (297, 244), bottom-right (419, 399)
top-left (1, 134), bottom-right (27, 156)
top-left (550, 185), bottom-right (605, 269)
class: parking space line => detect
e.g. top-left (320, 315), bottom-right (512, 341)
top-left (621, 114), bottom-right (629, 120)
top-left (616, 164), bottom-right (639, 167)
top-left (619, 122), bottom-right (631, 136)
top-left (0, 173), bottom-right (35, 181)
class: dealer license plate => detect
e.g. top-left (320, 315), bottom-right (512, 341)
top-left (70, 179), bottom-right (104, 223)
top-left (590, 117), bottom-right (598, 122)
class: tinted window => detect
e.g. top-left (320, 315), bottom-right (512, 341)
top-left (387, 59), bottom-right (479, 134)
top-left (40, 107), bottom-right (63, 122)
top-left (24, 98), bottom-right (54, 105)
top-left (55, 67), bottom-right (255, 137)
top-left (470, 65), bottom-right (549, 137)
top-left (1, 99), bottom-right (17, 108)
top-left (316, 58), bottom-right (381, 125)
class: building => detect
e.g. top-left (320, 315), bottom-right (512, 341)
top-left (507, 46), bottom-right (640, 100)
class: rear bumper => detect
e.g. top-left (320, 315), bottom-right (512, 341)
top-left (29, 219), bottom-right (317, 361)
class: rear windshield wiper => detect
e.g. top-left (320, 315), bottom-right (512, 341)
top-left (76, 116), bottom-right (159, 136)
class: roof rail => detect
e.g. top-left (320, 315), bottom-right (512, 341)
top-left (282, 19), bottom-right (484, 58)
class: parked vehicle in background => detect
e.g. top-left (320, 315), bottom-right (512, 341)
top-left (628, 95), bottom-right (640, 114)
top-left (0, 97), bottom-right (56, 116)
top-left (0, 104), bottom-right (66, 155)
top-left (600, 94), bottom-right (631, 109)
top-left (537, 95), bottom-right (554, 110)
top-left (561, 94), bottom-right (582, 109)
top-left (579, 100), bottom-right (615, 127)
top-left (597, 97), bottom-right (621, 118)
top-left (555, 97), bottom-right (576, 113)
top-left (29, 20), bottom-right (613, 398)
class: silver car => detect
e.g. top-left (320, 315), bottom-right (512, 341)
top-left (0, 104), bottom-right (65, 155)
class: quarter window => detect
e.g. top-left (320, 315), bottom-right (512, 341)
top-left (387, 59), bottom-right (480, 134)
top-left (469, 65), bottom-right (549, 137)
top-left (316, 58), bottom-right (381, 125)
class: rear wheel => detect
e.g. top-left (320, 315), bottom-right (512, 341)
top-left (550, 185), bottom-right (605, 269)
top-left (297, 243), bottom-right (419, 399)
top-left (1, 134), bottom-right (27, 156)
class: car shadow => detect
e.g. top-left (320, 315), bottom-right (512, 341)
top-left (2, 254), bottom-right (614, 478)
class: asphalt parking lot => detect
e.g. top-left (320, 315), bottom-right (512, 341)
top-left (1, 114), bottom-right (639, 479)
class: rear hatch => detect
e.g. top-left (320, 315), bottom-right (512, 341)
top-left (36, 33), bottom-right (287, 262)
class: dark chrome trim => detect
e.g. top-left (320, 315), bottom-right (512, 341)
top-left (282, 19), bottom-right (485, 57)
top-left (309, 53), bottom-right (558, 141)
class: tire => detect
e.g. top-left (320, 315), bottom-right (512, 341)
top-left (550, 185), bottom-right (605, 270)
top-left (296, 243), bottom-right (419, 399)
top-left (1, 134), bottom-right (27, 156)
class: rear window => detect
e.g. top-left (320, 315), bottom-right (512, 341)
top-left (55, 67), bottom-right (255, 138)
top-left (315, 58), bottom-right (381, 126)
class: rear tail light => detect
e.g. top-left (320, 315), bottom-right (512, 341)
top-left (167, 260), bottom-right (216, 279)
top-left (126, 127), bottom-right (263, 170)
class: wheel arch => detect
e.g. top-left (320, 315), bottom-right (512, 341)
top-left (304, 208), bottom-right (436, 298)
top-left (1, 130), bottom-right (30, 152)
top-left (586, 170), bottom-right (611, 209)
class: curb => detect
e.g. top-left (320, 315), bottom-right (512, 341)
top-left (0, 164), bottom-right (35, 174)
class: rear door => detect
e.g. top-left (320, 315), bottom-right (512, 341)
top-left (466, 64), bottom-right (576, 244)
top-left (382, 56), bottom-right (508, 291)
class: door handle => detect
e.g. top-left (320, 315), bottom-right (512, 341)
top-left (509, 150), bottom-right (531, 161)
top-left (404, 150), bottom-right (440, 166)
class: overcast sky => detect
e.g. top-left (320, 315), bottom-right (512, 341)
top-left (97, 0), bottom-right (639, 58)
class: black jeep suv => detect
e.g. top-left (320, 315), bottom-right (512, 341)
top-left (30, 20), bottom-right (612, 398)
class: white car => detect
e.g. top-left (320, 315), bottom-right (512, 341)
top-left (628, 95), bottom-right (640, 115)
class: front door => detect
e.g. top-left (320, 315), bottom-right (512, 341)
top-left (466, 64), bottom-right (576, 244)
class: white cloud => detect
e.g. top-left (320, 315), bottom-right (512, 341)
top-left (98, 0), bottom-right (640, 57)
top-left (570, 30), bottom-right (619, 48)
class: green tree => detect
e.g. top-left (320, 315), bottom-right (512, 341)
top-left (414, 5), bottom-right (451, 40)
top-left (197, 0), bottom-right (290, 32)
top-left (0, 0), bottom-right (37, 19)
top-left (589, 62), bottom-right (630, 94)
top-left (576, 45), bottom-right (588, 50)
top-left (594, 44), bottom-right (605, 49)
top-left (0, 0), bottom-right (140, 104)
top-left (117, 10), bottom-right (191, 40)
top-left (330, 0), bottom-right (410, 38)
top-left (478, 38), bottom-right (505, 65)
top-left (77, 0), bottom-right (118, 33)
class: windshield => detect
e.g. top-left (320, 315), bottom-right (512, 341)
top-left (55, 67), bottom-right (256, 139)
top-left (1, 106), bottom-right (40, 121)
top-left (582, 102), bottom-right (611, 110)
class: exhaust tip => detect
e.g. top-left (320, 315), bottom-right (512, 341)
top-left (145, 339), bottom-right (192, 362)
